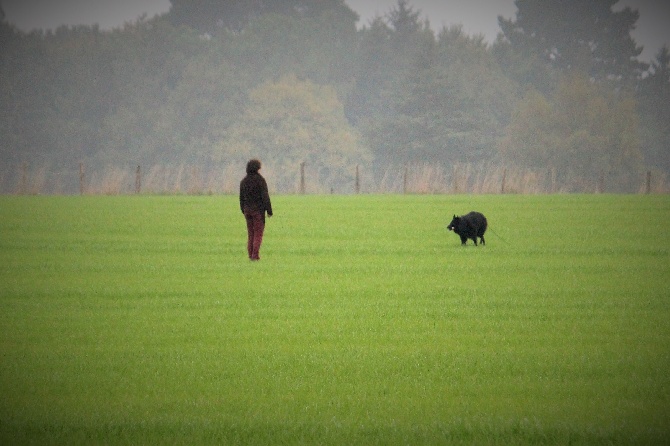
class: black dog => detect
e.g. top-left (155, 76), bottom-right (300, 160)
top-left (447, 212), bottom-right (487, 246)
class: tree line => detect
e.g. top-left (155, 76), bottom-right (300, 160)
top-left (1, 0), bottom-right (668, 193)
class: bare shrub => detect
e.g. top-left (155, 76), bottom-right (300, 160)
top-left (12, 164), bottom-right (49, 195)
top-left (187, 166), bottom-right (202, 195)
top-left (640, 169), bottom-right (670, 194)
top-left (376, 166), bottom-right (403, 193)
top-left (28, 166), bottom-right (48, 194)
top-left (221, 164), bottom-right (240, 194)
top-left (410, 163), bottom-right (448, 194)
top-left (99, 167), bottom-right (130, 195)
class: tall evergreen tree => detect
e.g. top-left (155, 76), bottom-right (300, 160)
top-left (168, 0), bottom-right (356, 34)
top-left (637, 46), bottom-right (670, 172)
top-left (498, 0), bottom-right (646, 86)
top-left (351, 1), bottom-right (516, 169)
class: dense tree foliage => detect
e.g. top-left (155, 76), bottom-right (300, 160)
top-left (0, 0), bottom-right (667, 192)
top-left (500, 74), bottom-right (642, 191)
top-left (637, 46), bottom-right (670, 174)
top-left (362, 24), bottom-right (516, 166)
top-left (497, 0), bottom-right (647, 88)
top-left (168, 0), bottom-right (356, 35)
top-left (220, 74), bottom-right (370, 191)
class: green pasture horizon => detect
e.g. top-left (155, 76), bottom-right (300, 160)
top-left (1, 194), bottom-right (669, 444)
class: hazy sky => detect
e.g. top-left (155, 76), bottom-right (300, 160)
top-left (2, 0), bottom-right (668, 62)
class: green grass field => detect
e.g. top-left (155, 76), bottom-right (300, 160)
top-left (1, 194), bottom-right (669, 444)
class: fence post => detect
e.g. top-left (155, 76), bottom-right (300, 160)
top-left (597, 172), bottom-right (605, 194)
top-left (355, 165), bottom-right (360, 194)
top-left (135, 165), bottom-right (141, 194)
top-left (79, 162), bottom-right (85, 195)
top-left (403, 166), bottom-right (408, 194)
top-left (19, 162), bottom-right (28, 195)
top-left (501, 168), bottom-right (507, 194)
top-left (452, 165), bottom-right (459, 193)
top-left (646, 171), bottom-right (651, 194)
top-left (550, 168), bottom-right (557, 194)
top-left (189, 165), bottom-right (200, 194)
top-left (300, 162), bottom-right (305, 195)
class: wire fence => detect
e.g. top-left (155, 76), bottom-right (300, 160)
top-left (3, 162), bottom-right (668, 195)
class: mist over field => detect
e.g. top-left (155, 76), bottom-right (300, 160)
top-left (1, 0), bottom-right (669, 193)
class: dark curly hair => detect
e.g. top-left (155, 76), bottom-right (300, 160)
top-left (246, 159), bottom-right (261, 174)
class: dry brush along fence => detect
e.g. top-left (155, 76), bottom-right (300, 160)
top-left (3, 162), bottom-right (668, 195)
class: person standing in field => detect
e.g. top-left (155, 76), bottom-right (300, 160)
top-left (240, 159), bottom-right (273, 261)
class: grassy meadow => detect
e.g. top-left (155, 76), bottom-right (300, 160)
top-left (0, 194), bottom-right (669, 444)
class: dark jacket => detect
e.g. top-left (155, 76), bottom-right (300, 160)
top-left (240, 172), bottom-right (273, 216)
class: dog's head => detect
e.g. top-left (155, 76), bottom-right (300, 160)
top-left (447, 215), bottom-right (460, 231)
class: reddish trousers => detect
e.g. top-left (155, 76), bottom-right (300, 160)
top-left (244, 210), bottom-right (265, 260)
